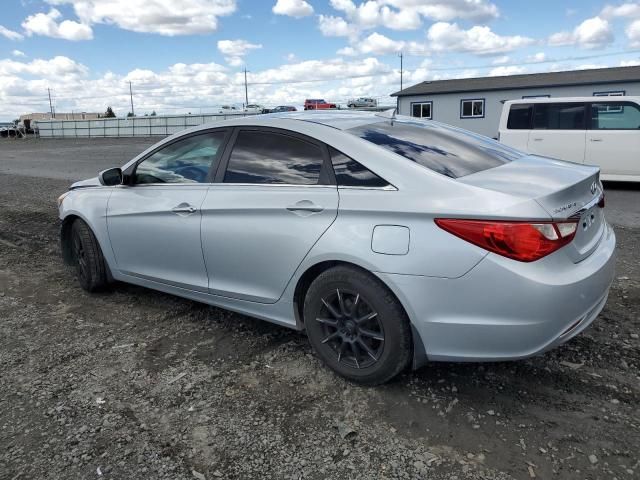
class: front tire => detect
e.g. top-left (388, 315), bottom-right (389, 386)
top-left (304, 266), bottom-right (412, 385)
top-left (70, 219), bottom-right (108, 292)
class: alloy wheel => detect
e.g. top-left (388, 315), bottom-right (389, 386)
top-left (315, 288), bottom-right (384, 369)
top-left (72, 234), bottom-right (88, 282)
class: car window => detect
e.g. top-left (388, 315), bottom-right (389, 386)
top-left (347, 118), bottom-right (524, 179)
top-left (590, 102), bottom-right (640, 130)
top-left (224, 130), bottom-right (324, 185)
top-left (533, 103), bottom-right (585, 130)
top-left (330, 147), bottom-right (389, 187)
top-left (135, 132), bottom-right (226, 184)
top-left (507, 104), bottom-right (533, 129)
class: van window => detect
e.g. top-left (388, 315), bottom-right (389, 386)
top-left (533, 103), bottom-right (585, 130)
top-left (507, 104), bottom-right (533, 129)
top-left (591, 102), bottom-right (640, 130)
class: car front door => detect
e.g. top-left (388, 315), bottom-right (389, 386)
top-left (585, 101), bottom-right (640, 177)
top-left (107, 130), bottom-right (228, 291)
top-left (200, 128), bottom-right (339, 303)
top-left (527, 102), bottom-right (587, 164)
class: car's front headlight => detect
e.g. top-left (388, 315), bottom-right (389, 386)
top-left (57, 191), bottom-right (70, 207)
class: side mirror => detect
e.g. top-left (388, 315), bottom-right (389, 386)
top-left (98, 167), bottom-right (123, 186)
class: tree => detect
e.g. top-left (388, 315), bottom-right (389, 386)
top-left (150, 110), bottom-right (157, 116)
top-left (104, 106), bottom-right (116, 118)
top-left (126, 112), bottom-right (134, 118)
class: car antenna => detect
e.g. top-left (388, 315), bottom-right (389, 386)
top-left (375, 108), bottom-right (396, 124)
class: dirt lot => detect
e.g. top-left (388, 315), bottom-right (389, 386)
top-left (0, 139), bottom-right (639, 480)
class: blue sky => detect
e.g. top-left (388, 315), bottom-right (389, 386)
top-left (0, 0), bottom-right (639, 120)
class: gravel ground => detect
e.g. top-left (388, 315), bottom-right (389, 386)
top-left (0, 139), bottom-right (639, 480)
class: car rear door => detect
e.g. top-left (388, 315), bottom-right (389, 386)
top-left (200, 127), bottom-right (338, 303)
top-left (527, 102), bottom-right (587, 164)
top-left (585, 100), bottom-right (640, 177)
top-left (107, 130), bottom-right (229, 291)
top-left (499, 103), bottom-right (532, 149)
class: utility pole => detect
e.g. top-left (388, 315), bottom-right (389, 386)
top-left (244, 67), bottom-right (249, 106)
top-left (48, 88), bottom-right (54, 119)
top-left (398, 51), bottom-right (403, 91)
top-left (129, 81), bottom-right (135, 117)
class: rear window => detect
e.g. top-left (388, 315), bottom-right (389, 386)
top-left (347, 119), bottom-right (524, 179)
top-left (533, 103), bottom-right (586, 130)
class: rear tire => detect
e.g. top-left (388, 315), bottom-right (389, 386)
top-left (304, 266), bottom-right (412, 385)
top-left (70, 219), bottom-right (108, 292)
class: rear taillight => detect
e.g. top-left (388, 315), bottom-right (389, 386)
top-left (435, 219), bottom-right (578, 262)
top-left (598, 193), bottom-right (605, 209)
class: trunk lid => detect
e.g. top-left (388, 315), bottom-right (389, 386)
top-left (458, 155), bottom-right (604, 263)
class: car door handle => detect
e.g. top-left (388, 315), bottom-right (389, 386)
top-left (172, 203), bottom-right (197, 214)
top-left (590, 138), bottom-right (603, 142)
top-left (532, 138), bottom-right (543, 141)
top-left (286, 201), bottom-right (324, 213)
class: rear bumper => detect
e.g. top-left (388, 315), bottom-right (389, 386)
top-left (377, 222), bottom-right (616, 364)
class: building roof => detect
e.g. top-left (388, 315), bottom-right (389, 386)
top-left (391, 65), bottom-right (640, 97)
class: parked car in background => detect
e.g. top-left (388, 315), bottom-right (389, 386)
top-left (347, 97), bottom-right (377, 108)
top-left (0, 124), bottom-right (24, 138)
top-left (304, 99), bottom-right (337, 110)
top-left (218, 105), bottom-right (238, 114)
top-left (59, 111), bottom-right (615, 385)
top-left (499, 96), bottom-right (640, 182)
top-left (244, 104), bottom-right (265, 114)
top-left (266, 106), bottom-right (297, 113)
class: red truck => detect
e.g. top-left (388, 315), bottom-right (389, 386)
top-left (304, 99), bottom-right (337, 110)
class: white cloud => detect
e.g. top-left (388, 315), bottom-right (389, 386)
top-left (22, 9), bottom-right (93, 41)
top-left (318, 15), bottom-right (353, 36)
top-left (0, 56), bottom-right (88, 78)
top-left (600, 3), bottom-right (640, 19)
top-left (488, 65), bottom-right (527, 76)
top-left (427, 22), bottom-right (533, 55)
top-left (337, 46), bottom-right (357, 56)
top-left (12, 50), bottom-right (26, 58)
top-left (359, 32), bottom-right (404, 55)
top-left (620, 58), bottom-right (640, 66)
top-left (627, 19), bottom-right (640, 47)
top-left (0, 25), bottom-right (24, 41)
top-left (272, 0), bottom-right (314, 18)
top-left (217, 39), bottom-right (262, 66)
top-left (492, 55), bottom-right (510, 65)
top-left (527, 52), bottom-right (546, 63)
top-left (548, 16), bottom-right (613, 49)
top-left (45, 0), bottom-right (236, 36)
top-left (329, 0), bottom-right (499, 28)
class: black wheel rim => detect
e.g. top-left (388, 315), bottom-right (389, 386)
top-left (316, 289), bottom-right (384, 369)
top-left (72, 233), bottom-right (88, 282)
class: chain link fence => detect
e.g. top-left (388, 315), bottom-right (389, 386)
top-left (35, 113), bottom-right (258, 138)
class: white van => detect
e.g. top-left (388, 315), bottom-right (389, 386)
top-left (499, 97), bottom-right (640, 182)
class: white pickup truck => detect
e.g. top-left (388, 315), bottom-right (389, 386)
top-left (498, 96), bottom-right (640, 182)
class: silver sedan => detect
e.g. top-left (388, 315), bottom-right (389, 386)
top-left (58, 111), bottom-right (616, 384)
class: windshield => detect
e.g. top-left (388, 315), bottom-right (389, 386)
top-left (347, 118), bottom-right (525, 179)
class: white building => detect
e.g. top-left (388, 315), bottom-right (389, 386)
top-left (392, 66), bottom-right (640, 138)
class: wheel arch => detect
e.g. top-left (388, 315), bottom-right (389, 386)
top-left (60, 214), bottom-right (81, 265)
top-left (292, 260), bottom-right (428, 370)
top-left (60, 213), bottom-right (114, 282)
